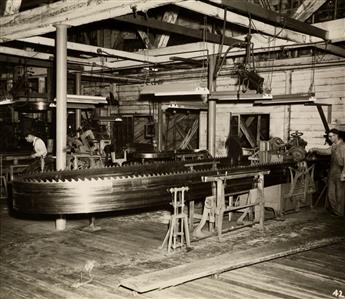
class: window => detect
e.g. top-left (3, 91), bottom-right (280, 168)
top-left (229, 113), bottom-right (270, 148)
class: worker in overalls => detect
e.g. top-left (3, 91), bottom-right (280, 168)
top-left (25, 132), bottom-right (47, 172)
top-left (225, 134), bottom-right (243, 166)
top-left (310, 128), bottom-right (345, 216)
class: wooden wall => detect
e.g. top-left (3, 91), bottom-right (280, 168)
top-left (96, 54), bottom-right (345, 156)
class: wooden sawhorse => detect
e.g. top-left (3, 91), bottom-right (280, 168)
top-left (161, 187), bottom-right (191, 253)
top-left (196, 170), bottom-right (269, 241)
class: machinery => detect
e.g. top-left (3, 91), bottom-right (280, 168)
top-left (12, 157), bottom-right (295, 215)
top-left (250, 130), bottom-right (308, 164)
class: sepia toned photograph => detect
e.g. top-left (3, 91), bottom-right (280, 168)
top-left (0, 0), bottom-right (344, 298)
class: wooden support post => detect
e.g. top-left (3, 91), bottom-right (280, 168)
top-left (188, 200), bottom-right (194, 231)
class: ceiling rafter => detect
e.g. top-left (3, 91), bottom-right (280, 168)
top-left (1, 0), bottom-right (22, 16)
top-left (20, 36), bottom-right (160, 63)
top-left (154, 8), bottom-right (179, 48)
top-left (292, 0), bottom-right (328, 21)
top-left (0, 45), bottom-right (88, 67)
top-left (114, 14), bottom-right (245, 47)
top-left (205, 0), bottom-right (328, 40)
top-left (177, 1), bottom-right (321, 44)
top-left (176, 1), bottom-right (345, 58)
top-left (0, 0), bottom-right (184, 42)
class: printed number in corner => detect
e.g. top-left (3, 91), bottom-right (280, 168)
top-left (332, 290), bottom-right (344, 298)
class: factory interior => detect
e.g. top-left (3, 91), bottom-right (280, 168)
top-left (0, 0), bottom-right (345, 298)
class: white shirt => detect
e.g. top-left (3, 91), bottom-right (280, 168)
top-left (33, 137), bottom-right (47, 158)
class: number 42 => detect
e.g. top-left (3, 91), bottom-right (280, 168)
top-left (333, 290), bottom-right (344, 298)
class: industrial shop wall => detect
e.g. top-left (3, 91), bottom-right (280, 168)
top-left (113, 54), bottom-right (344, 156)
top-left (210, 56), bottom-right (345, 156)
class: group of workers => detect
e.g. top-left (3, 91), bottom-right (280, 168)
top-left (24, 128), bottom-right (345, 217)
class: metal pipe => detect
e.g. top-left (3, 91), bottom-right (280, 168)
top-left (55, 24), bottom-right (68, 171)
top-left (75, 72), bottom-right (81, 134)
top-left (208, 54), bottom-right (217, 156)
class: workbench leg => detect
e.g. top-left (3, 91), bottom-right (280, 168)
top-left (183, 215), bottom-right (191, 247)
top-left (216, 179), bottom-right (225, 241)
top-left (258, 173), bottom-right (265, 231)
top-left (192, 196), bottom-right (213, 238)
top-left (189, 200), bottom-right (194, 231)
top-left (168, 217), bottom-right (175, 253)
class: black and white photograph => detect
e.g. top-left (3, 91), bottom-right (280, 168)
top-left (0, 0), bottom-right (344, 298)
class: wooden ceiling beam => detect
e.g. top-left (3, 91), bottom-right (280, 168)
top-left (0, 0), bottom-right (183, 42)
top-left (0, 54), bottom-right (82, 70)
top-left (154, 8), bottom-right (179, 48)
top-left (314, 43), bottom-right (345, 58)
top-left (313, 18), bottom-right (345, 42)
top-left (205, 0), bottom-right (328, 40)
top-left (292, 0), bottom-right (328, 21)
top-left (20, 36), bottom-right (160, 63)
top-left (177, 1), bottom-right (320, 44)
top-left (0, 46), bottom-right (90, 68)
top-left (115, 15), bottom-right (245, 48)
top-left (0, 45), bottom-right (52, 60)
top-left (1, 0), bottom-right (22, 16)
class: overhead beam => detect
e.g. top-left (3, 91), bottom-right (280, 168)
top-left (0, 46), bottom-right (87, 69)
top-left (292, 0), bottom-right (328, 21)
top-left (85, 42), bottom-right (211, 70)
top-left (0, 0), bottom-right (183, 42)
top-left (0, 53), bottom-right (54, 68)
top-left (205, 0), bottom-right (328, 40)
top-left (313, 18), bottom-right (345, 42)
top-left (1, 0), bottom-right (22, 16)
top-left (0, 45), bottom-right (52, 60)
top-left (137, 30), bottom-right (153, 49)
top-left (115, 15), bottom-right (245, 47)
top-left (88, 34), bottom-right (345, 70)
top-left (0, 54), bottom-right (83, 70)
top-left (177, 1), bottom-right (321, 44)
top-left (154, 8), bottom-right (179, 48)
top-left (20, 36), bottom-right (160, 63)
top-left (314, 43), bottom-right (345, 58)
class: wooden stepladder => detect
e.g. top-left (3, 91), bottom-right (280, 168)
top-left (161, 187), bottom-right (191, 253)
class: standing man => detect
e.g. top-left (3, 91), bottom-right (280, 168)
top-left (25, 132), bottom-right (47, 172)
top-left (309, 128), bottom-right (345, 216)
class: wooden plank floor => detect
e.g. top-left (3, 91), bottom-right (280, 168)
top-left (143, 242), bottom-right (345, 299)
top-left (1, 200), bottom-right (344, 299)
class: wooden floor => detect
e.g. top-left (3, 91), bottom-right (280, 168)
top-left (143, 242), bottom-right (345, 299)
top-left (0, 199), bottom-right (344, 299)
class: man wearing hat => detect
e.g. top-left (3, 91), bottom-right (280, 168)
top-left (309, 128), bottom-right (345, 217)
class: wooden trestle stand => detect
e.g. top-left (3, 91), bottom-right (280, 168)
top-left (194, 170), bottom-right (269, 241)
top-left (161, 187), bottom-right (191, 253)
